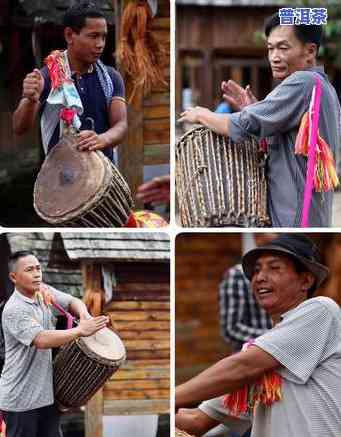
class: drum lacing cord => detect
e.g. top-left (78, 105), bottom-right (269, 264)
top-left (178, 164), bottom-right (208, 215)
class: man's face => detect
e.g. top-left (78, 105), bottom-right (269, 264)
top-left (267, 25), bottom-right (316, 81)
top-left (10, 255), bottom-right (42, 296)
top-left (67, 17), bottom-right (107, 65)
top-left (251, 252), bottom-right (313, 319)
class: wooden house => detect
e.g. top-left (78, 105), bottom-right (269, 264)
top-left (175, 232), bottom-right (341, 384)
top-left (48, 232), bottom-right (170, 437)
top-left (0, 0), bottom-right (170, 225)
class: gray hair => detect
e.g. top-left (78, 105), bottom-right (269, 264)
top-left (8, 251), bottom-right (36, 273)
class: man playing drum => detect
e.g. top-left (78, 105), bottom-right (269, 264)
top-left (0, 251), bottom-right (109, 437)
top-left (13, 1), bottom-right (127, 163)
top-left (175, 234), bottom-right (341, 437)
top-left (179, 13), bottom-right (341, 227)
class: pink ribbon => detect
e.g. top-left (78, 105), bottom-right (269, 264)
top-left (52, 302), bottom-right (75, 330)
top-left (301, 77), bottom-right (322, 227)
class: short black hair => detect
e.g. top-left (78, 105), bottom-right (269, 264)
top-left (264, 12), bottom-right (323, 52)
top-left (63, 1), bottom-right (106, 33)
top-left (9, 251), bottom-right (36, 272)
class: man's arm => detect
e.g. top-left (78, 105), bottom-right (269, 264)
top-left (176, 346), bottom-right (280, 409)
top-left (33, 315), bottom-right (109, 349)
top-left (77, 99), bottom-right (128, 152)
top-left (178, 107), bottom-right (230, 137)
top-left (12, 69), bottom-right (45, 135)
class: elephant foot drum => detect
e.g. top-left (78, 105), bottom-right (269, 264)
top-left (176, 126), bottom-right (271, 227)
top-left (53, 327), bottom-right (126, 409)
top-left (34, 134), bottom-right (133, 227)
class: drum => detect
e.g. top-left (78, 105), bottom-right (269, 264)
top-left (53, 327), bottom-right (126, 409)
top-left (34, 134), bottom-right (133, 227)
top-left (175, 428), bottom-right (196, 437)
top-left (176, 126), bottom-right (271, 227)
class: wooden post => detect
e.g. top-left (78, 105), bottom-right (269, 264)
top-left (83, 262), bottom-right (104, 437)
top-left (85, 389), bottom-right (104, 437)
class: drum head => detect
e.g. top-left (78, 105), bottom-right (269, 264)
top-left (81, 327), bottom-right (126, 363)
top-left (34, 135), bottom-right (112, 223)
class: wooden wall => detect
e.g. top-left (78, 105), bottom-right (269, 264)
top-left (175, 233), bottom-right (241, 384)
top-left (104, 261), bottom-right (170, 415)
top-left (175, 233), bottom-right (341, 384)
top-left (116, 0), bottom-right (170, 203)
top-left (176, 5), bottom-right (276, 113)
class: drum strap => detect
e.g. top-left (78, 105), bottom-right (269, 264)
top-left (52, 302), bottom-right (75, 330)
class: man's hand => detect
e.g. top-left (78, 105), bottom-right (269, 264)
top-left (76, 130), bottom-right (109, 152)
top-left (136, 175), bottom-right (170, 205)
top-left (76, 316), bottom-right (109, 337)
top-left (22, 69), bottom-right (44, 103)
top-left (221, 80), bottom-right (257, 111)
top-left (178, 106), bottom-right (211, 124)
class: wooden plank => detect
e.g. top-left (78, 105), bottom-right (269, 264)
top-left (85, 389), bottom-right (103, 437)
top-left (104, 399), bottom-right (169, 415)
top-left (123, 339), bottom-right (169, 350)
top-left (144, 92), bottom-right (170, 107)
top-left (144, 128), bottom-right (170, 146)
top-left (110, 292), bottom-right (169, 301)
top-left (111, 368), bottom-right (169, 380)
top-left (128, 350), bottom-right (170, 359)
top-left (107, 301), bottom-right (170, 310)
top-left (144, 105), bottom-right (170, 119)
top-left (105, 379), bottom-right (170, 390)
top-left (113, 320), bottom-right (170, 330)
top-left (116, 330), bottom-right (170, 340)
top-left (114, 283), bottom-right (170, 292)
top-left (121, 360), bottom-right (169, 369)
top-left (103, 388), bottom-right (169, 399)
top-left (110, 311), bottom-right (170, 321)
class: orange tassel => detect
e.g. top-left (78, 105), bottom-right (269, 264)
top-left (295, 111), bottom-right (339, 192)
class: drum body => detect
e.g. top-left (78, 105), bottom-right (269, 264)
top-left (53, 328), bottom-right (126, 409)
top-left (176, 126), bottom-right (271, 227)
top-left (34, 135), bottom-right (133, 227)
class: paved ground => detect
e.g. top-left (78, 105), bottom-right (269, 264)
top-left (333, 191), bottom-right (341, 227)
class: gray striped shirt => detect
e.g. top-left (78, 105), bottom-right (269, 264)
top-left (229, 66), bottom-right (341, 227)
top-left (0, 288), bottom-right (73, 411)
top-left (253, 296), bottom-right (341, 437)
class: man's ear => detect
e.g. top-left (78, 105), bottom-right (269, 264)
top-left (301, 271), bottom-right (315, 293)
top-left (64, 27), bottom-right (75, 45)
top-left (9, 272), bottom-right (16, 285)
top-left (305, 43), bottom-right (317, 61)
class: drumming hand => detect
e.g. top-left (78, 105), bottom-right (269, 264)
top-left (178, 106), bottom-right (211, 124)
top-left (221, 80), bottom-right (257, 111)
top-left (76, 130), bottom-right (109, 152)
top-left (76, 316), bottom-right (109, 337)
top-left (22, 69), bottom-right (44, 103)
top-left (136, 175), bottom-right (170, 205)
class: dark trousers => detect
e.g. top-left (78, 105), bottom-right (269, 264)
top-left (3, 404), bottom-right (62, 437)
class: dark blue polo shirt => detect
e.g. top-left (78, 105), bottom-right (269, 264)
top-left (39, 65), bottom-right (125, 162)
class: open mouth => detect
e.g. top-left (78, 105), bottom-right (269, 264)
top-left (257, 288), bottom-right (273, 296)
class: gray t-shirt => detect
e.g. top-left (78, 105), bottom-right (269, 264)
top-left (228, 66), bottom-right (341, 227)
top-left (0, 287), bottom-right (74, 412)
top-left (200, 297), bottom-right (341, 437)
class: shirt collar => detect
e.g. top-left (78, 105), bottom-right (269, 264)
top-left (279, 299), bottom-right (309, 321)
top-left (14, 288), bottom-right (37, 305)
top-left (306, 65), bottom-right (327, 78)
